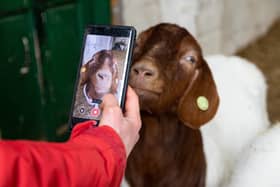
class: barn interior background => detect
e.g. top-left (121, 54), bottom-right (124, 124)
top-left (0, 0), bottom-right (279, 140)
top-left (115, 0), bottom-right (280, 123)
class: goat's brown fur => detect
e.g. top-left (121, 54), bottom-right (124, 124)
top-left (126, 23), bottom-right (219, 187)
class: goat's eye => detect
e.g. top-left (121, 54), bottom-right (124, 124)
top-left (184, 56), bottom-right (196, 64)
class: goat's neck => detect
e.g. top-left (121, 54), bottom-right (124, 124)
top-left (142, 113), bottom-right (177, 140)
top-left (126, 112), bottom-right (206, 187)
top-left (138, 112), bottom-right (199, 149)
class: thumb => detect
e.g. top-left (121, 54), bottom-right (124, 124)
top-left (100, 94), bottom-right (118, 110)
top-left (99, 94), bottom-right (122, 132)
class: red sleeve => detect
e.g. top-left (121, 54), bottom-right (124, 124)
top-left (0, 121), bottom-right (126, 187)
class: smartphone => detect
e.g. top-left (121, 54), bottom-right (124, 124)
top-left (69, 25), bottom-right (136, 129)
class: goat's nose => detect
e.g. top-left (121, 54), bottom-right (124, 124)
top-left (133, 68), bottom-right (154, 76)
top-left (132, 65), bottom-right (156, 79)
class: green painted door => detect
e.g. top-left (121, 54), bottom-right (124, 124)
top-left (0, 12), bottom-right (43, 140)
top-left (42, 4), bottom-right (81, 141)
top-left (0, 0), bottom-right (32, 15)
top-left (0, 0), bottom-right (111, 141)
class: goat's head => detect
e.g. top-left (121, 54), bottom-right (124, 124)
top-left (81, 50), bottom-right (118, 100)
top-left (129, 23), bottom-right (219, 129)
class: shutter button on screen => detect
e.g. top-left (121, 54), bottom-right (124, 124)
top-left (91, 105), bottom-right (101, 117)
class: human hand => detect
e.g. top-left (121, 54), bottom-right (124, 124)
top-left (99, 86), bottom-right (142, 156)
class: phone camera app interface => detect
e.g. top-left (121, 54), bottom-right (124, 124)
top-left (72, 33), bottom-right (131, 121)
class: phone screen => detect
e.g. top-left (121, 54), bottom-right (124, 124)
top-left (70, 25), bottom-right (136, 128)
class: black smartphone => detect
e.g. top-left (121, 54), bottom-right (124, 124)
top-left (69, 25), bottom-right (136, 129)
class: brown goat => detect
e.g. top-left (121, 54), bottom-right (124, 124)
top-left (81, 50), bottom-right (118, 101)
top-left (126, 23), bottom-right (219, 187)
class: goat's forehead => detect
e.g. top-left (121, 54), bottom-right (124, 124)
top-left (140, 42), bottom-right (200, 64)
top-left (141, 31), bottom-right (198, 52)
top-left (135, 25), bottom-right (202, 66)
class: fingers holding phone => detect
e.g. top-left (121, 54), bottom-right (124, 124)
top-left (100, 87), bottom-right (142, 156)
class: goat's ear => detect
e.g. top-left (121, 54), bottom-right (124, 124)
top-left (80, 64), bottom-right (88, 85)
top-left (177, 60), bottom-right (219, 129)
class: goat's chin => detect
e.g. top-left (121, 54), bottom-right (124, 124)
top-left (134, 88), bottom-right (160, 101)
top-left (133, 88), bottom-right (160, 113)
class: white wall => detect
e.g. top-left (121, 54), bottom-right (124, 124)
top-left (122, 0), bottom-right (280, 55)
top-left (122, 0), bottom-right (162, 33)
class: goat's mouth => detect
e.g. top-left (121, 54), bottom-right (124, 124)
top-left (132, 87), bottom-right (161, 101)
top-left (134, 87), bottom-right (160, 95)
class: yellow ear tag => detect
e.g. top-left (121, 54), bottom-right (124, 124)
top-left (196, 96), bottom-right (209, 111)
top-left (81, 67), bottom-right (87, 73)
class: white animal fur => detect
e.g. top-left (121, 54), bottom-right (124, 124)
top-left (123, 55), bottom-right (271, 187)
top-left (202, 55), bottom-right (270, 187)
top-left (225, 122), bottom-right (280, 187)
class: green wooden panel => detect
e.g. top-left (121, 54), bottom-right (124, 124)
top-left (77, 0), bottom-right (111, 33)
top-left (0, 12), bottom-right (43, 140)
top-left (0, 0), bottom-right (32, 15)
top-left (35, 0), bottom-right (74, 8)
top-left (89, 0), bottom-right (111, 24)
top-left (0, 0), bottom-right (111, 141)
top-left (42, 4), bottom-right (80, 140)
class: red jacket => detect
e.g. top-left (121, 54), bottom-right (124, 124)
top-left (0, 121), bottom-right (126, 187)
